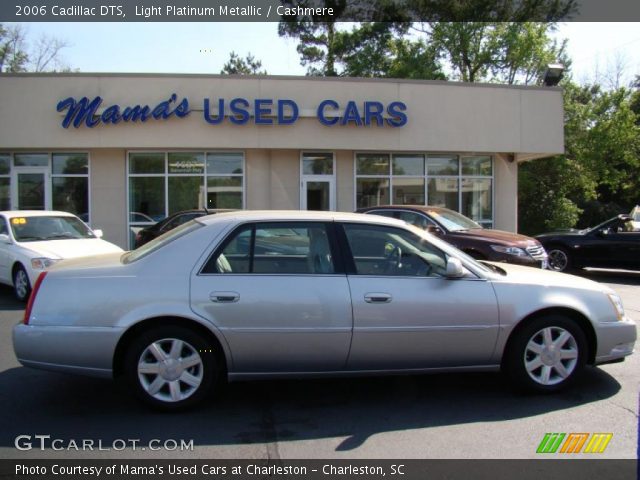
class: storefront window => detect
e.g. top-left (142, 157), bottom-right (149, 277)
top-left (128, 151), bottom-right (245, 247)
top-left (130, 153), bottom-right (165, 174)
top-left (0, 154), bottom-right (9, 210)
top-left (428, 178), bottom-right (459, 210)
top-left (392, 178), bottom-right (424, 204)
top-left (356, 153), bottom-right (493, 225)
top-left (357, 154), bottom-right (390, 175)
top-left (51, 153), bottom-right (89, 218)
top-left (207, 176), bottom-right (243, 209)
top-left (427, 155), bottom-right (459, 175)
top-left (302, 152), bottom-right (333, 175)
top-left (14, 153), bottom-right (48, 167)
top-left (393, 154), bottom-right (424, 176)
top-left (168, 152), bottom-right (205, 174)
top-left (0, 154), bottom-right (10, 175)
top-left (129, 177), bottom-right (165, 221)
top-left (52, 153), bottom-right (89, 175)
top-left (52, 177), bottom-right (88, 216)
top-left (0, 178), bottom-right (9, 210)
top-left (462, 156), bottom-right (492, 176)
top-left (356, 178), bottom-right (390, 208)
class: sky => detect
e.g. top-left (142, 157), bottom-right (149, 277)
top-left (9, 22), bottom-right (640, 87)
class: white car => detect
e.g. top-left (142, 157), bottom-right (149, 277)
top-left (0, 211), bottom-right (123, 301)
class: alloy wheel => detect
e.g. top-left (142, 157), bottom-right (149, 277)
top-left (137, 338), bottom-right (203, 403)
top-left (524, 326), bottom-right (578, 386)
top-left (14, 269), bottom-right (30, 300)
top-left (547, 249), bottom-right (568, 271)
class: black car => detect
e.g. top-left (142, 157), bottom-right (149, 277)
top-left (536, 214), bottom-right (640, 272)
top-left (134, 209), bottom-right (235, 248)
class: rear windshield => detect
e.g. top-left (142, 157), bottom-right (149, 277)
top-left (10, 216), bottom-right (95, 242)
top-left (123, 220), bottom-right (203, 263)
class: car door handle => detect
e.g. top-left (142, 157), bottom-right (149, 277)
top-left (210, 291), bottom-right (240, 303)
top-left (364, 293), bottom-right (392, 304)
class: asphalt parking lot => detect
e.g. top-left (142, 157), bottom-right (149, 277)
top-left (0, 270), bottom-right (638, 460)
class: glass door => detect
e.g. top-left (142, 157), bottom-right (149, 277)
top-left (11, 167), bottom-right (50, 210)
top-left (302, 178), bottom-right (335, 211)
top-left (300, 152), bottom-right (336, 211)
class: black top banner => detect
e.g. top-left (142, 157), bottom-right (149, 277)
top-left (2, 0), bottom-right (640, 22)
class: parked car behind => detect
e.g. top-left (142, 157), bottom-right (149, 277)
top-left (134, 209), bottom-right (235, 248)
top-left (536, 214), bottom-right (640, 272)
top-left (0, 211), bottom-right (123, 301)
top-left (358, 205), bottom-right (548, 268)
top-left (13, 211), bottom-right (635, 410)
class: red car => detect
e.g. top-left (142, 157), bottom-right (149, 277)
top-left (358, 205), bottom-right (548, 268)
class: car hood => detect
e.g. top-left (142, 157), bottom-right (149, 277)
top-left (536, 229), bottom-right (584, 238)
top-left (19, 238), bottom-right (123, 260)
top-left (451, 228), bottom-right (539, 246)
top-left (486, 262), bottom-right (610, 294)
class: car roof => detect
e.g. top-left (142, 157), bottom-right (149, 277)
top-left (359, 205), bottom-right (451, 214)
top-left (197, 210), bottom-right (408, 227)
top-left (0, 210), bottom-right (76, 218)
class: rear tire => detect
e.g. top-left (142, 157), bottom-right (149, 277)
top-left (13, 265), bottom-right (31, 302)
top-left (124, 325), bottom-right (218, 411)
top-left (504, 315), bottom-right (587, 393)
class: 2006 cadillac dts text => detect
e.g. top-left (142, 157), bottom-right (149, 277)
top-left (14, 435), bottom-right (194, 451)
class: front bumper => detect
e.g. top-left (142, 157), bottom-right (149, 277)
top-left (594, 317), bottom-right (637, 365)
top-left (13, 323), bottom-right (124, 378)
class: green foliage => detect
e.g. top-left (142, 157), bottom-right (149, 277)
top-left (220, 51), bottom-right (267, 75)
top-left (0, 24), bottom-right (28, 72)
top-left (519, 81), bottom-right (640, 234)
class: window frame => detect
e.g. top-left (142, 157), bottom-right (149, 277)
top-left (199, 221), bottom-right (345, 276)
top-left (354, 152), bottom-right (494, 228)
top-left (126, 150), bottom-right (245, 249)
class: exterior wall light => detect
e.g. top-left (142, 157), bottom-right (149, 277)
top-left (543, 64), bottom-right (564, 86)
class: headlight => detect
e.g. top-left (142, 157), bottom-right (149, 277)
top-left (490, 245), bottom-right (528, 257)
top-left (31, 258), bottom-right (59, 270)
top-left (607, 293), bottom-right (625, 321)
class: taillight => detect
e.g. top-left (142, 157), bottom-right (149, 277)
top-left (23, 271), bottom-right (47, 325)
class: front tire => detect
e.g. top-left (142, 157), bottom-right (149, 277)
top-left (504, 315), bottom-right (587, 393)
top-left (124, 326), bottom-right (218, 411)
top-left (13, 265), bottom-right (31, 302)
top-left (547, 247), bottom-right (572, 272)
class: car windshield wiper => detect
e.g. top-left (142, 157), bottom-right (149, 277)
top-left (16, 235), bottom-right (47, 241)
top-left (46, 233), bottom-right (80, 240)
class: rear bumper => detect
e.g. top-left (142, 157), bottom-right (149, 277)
top-left (13, 324), bottom-right (124, 378)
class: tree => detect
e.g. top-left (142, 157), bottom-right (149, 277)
top-left (220, 51), bottom-right (267, 75)
top-left (0, 24), bottom-right (69, 73)
top-left (519, 81), bottom-right (640, 234)
top-left (427, 22), bottom-right (568, 84)
top-left (0, 24), bottom-right (28, 72)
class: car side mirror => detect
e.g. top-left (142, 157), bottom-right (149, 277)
top-left (0, 233), bottom-right (11, 244)
top-left (93, 229), bottom-right (104, 238)
top-left (445, 257), bottom-right (465, 278)
top-left (426, 225), bottom-right (443, 235)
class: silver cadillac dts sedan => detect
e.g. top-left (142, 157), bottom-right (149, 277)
top-left (13, 211), bottom-right (636, 410)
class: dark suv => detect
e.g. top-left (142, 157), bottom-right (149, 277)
top-left (358, 205), bottom-right (548, 268)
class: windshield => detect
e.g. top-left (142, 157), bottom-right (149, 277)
top-left (426, 209), bottom-right (482, 232)
top-left (10, 215), bottom-right (95, 242)
top-left (123, 219), bottom-right (203, 263)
